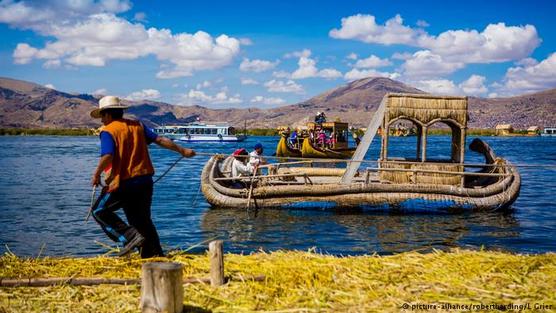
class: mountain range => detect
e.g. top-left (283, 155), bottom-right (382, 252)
top-left (1, 76), bottom-right (555, 129)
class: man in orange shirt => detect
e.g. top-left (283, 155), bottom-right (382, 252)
top-left (90, 96), bottom-right (195, 258)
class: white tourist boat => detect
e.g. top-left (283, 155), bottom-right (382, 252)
top-left (153, 122), bottom-right (246, 142)
top-left (541, 127), bottom-right (556, 136)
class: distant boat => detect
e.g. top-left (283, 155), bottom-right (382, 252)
top-left (153, 122), bottom-right (246, 142)
top-left (541, 127), bottom-right (556, 136)
top-left (276, 121), bottom-right (356, 159)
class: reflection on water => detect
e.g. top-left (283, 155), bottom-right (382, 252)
top-left (201, 209), bottom-right (520, 255)
top-left (0, 135), bottom-right (554, 256)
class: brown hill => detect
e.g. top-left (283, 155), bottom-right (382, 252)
top-left (0, 76), bottom-right (555, 129)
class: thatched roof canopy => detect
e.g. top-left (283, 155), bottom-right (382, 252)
top-left (384, 93), bottom-right (468, 128)
top-left (527, 126), bottom-right (539, 131)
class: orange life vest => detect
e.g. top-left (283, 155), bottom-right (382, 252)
top-left (102, 119), bottom-right (155, 191)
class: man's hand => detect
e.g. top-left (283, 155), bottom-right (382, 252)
top-left (180, 147), bottom-right (196, 158)
top-left (91, 173), bottom-right (101, 187)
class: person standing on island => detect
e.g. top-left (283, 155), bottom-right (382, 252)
top-left (89, 96), bottom-right (195, 258)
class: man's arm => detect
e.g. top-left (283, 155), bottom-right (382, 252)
top-left (154, 136), bottom-right (196, 157)
top-left (91, 154), bottom-right (113, 186)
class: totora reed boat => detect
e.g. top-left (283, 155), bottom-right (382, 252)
top-left (201, 93), bottom-right (521, 212)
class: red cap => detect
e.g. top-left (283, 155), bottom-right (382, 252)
top-left (232, 148), bottom-right (247, 156)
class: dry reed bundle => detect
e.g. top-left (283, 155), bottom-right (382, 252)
top-left (386, 93), bottom-right (468, 126)
top-left (1, 249), bottom-right (555, 312)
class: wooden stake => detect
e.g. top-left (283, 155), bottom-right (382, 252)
top-left (140, 262), bottom-right (183, 313)
top-left (209, 240), bottom-right (225, 287)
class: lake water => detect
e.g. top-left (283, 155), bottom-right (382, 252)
top-left (0, 135), bottom-right (555, 257)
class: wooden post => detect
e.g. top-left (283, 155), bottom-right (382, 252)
top-left (140, 262), bottom-right (183, 313)
top-left (209, 240), bottom-right (225, 287)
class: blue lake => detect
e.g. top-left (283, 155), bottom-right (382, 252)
top-left (0, 135), bottom-right (555, 257)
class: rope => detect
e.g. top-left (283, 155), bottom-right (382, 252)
top-left (153, 156), bottom-right (184, 184)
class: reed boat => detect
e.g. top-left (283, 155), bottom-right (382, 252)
top-left (276, 121), bottom-right (356, 159)
top-left (202, 93), bottom-right (521, 212)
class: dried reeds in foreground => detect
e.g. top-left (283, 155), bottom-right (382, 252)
top-left (1, 249), bottom-right (555, 312)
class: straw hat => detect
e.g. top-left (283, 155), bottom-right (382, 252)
top-left (90, 96), bottom-right (130, 118)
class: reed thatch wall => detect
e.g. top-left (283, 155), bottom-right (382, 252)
top-left (385, 93), bottom-right (468, 127)
top-left (379, 161), bottom-right (463, 186)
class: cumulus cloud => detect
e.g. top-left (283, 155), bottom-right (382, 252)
top-left (330, 14), bottom-right (540, 64)
top-left (354, 54), bottom-right (392, 68)
top-left (250, 96), bottom-right (286, 106)
top-left (459, 75), bottom-right (488, 96)
top-left (44, 83), bottom-right (55, 89)
top-left (179, 89), bottom-right (242, 106)
top-left (330, 14), bottom-right (421, 45)
top-left (133, 12), bottom-right (147, 22)
top-left (401, 50), bottom-right (464, 78)
top-left (290, 49), bottom-right (342, 80)
top-left (239, 38), bottom-right (253, 46)
top-left (125, 89), bottom-right (161, 101)
top-left (3, 2), bottom-right (241, 78)
top-left (413, 79), bottom-right (461, 95)
top-left (196, 80), bottom-right (212, 90)
top-left (346, 53), bottom-right (358, 60)
top-left (416, 20), bottom-right (429, 28)
top-left (239, 58), bottom-right (279, 72)
top-left (494, 53), bottom-right (556, 95)
top-left (264, 79), bottom-right (304, 93)
top-left (92, 88), bottom-right (108, 96)
top-left (241, 78), bottom-right (259, 85)
top-left (344, 68), bottom-right (400, 81)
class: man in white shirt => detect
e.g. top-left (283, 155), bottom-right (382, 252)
top-left (231, 148), bottom-right (254, 188)
top-left (249, 143), bottom-right (267, 168)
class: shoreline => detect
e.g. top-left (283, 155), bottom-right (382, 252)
top-left (0, 128), bottom-right (543, 137)
top-left (1, 249), bottom-right (554, 312)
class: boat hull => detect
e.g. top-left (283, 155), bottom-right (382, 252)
top-left (275, 136), bottom-right (302, 157)
top-left (200, 156), bottom-right (521, 212)
top-left (300, 138), bottom-right (355, 159)
top-left (164, 134), bottom-right (246, 142)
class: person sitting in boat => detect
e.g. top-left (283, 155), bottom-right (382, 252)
top-left (351, 130), bottom-right (361, 146)
top-left (317, 130), bottom-right (327, 147)
top-left (249, 143), bottom-right (267, 168)
top-left (329, 131), bottom-right (336, 148)
top-left (289, 130), bottom-right (298, 148)
top-left (231, 148), bottom-right (255, 188)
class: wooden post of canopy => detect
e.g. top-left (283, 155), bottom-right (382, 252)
top-left (140, 262), bottom-right (183, 313)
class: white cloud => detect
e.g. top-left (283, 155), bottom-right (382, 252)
top-left (495, 53), bottom-right (556, 95)
top-left (239, 58), bottom-right (279, 72)
top-left (239, 38), bottom-right (253, 45)
top-left (402, 50), bottom-right (464, 78)
top-left (250, 96), bottom-right (286, 106)
top-left (272, 70), bottom-right (291, 79)
top-left (344, 68), bottom-right (400, 81)
top-left (391, 52), bottom-right (412, 60)
top-left (416, 20), bottom-right (429, 28)
top-left (290, 49), bottom-right (342, 80)
top-left (44, 83), bottom-right (55, 89)
top-left (241, 78), bottom-right (259, 85)
top-left (42, 59), bottom-right (61, 69)
top-left (6, 8), bottom-right (241, 78)
top-left (284, 49), bottom-right (311, 59)
top-left (330, 14), bottom-right (422, 45)
top-left (93, 88), bottom-right (108, 96)
top-left (0, 0), bottom-right (131, 31)
top-left (264, 79), bottom-right (304, 94)
top-left (330, 14), bottom-right (540, 64)
top-left (354, 54), bottom-right (392, 68)
top-left (179, 89), bottom-right (242, 106)
top-left (196, 80), bottom-right (212, 90)
top-left (134, 12), bottom-right (147, 22)
top-left (458, 75), bottom-right (488, 96)
top-left (346, 53), bottom-right (358, 60)
top-left (125, 89), bottom-right (161, 101)
top-left (413, 79), bottom-right (461, 95)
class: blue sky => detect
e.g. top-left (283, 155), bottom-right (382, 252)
top-left (1, 0), bottom-right (555, 108)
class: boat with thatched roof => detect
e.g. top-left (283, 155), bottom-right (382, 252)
top-left (276, 121), bottom-right (356, 159)
top-left (202, 93), bottom-right (520, 212)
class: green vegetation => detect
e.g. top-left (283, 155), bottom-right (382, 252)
top-left (0, 128), bottom-right (95, 136)
top-left (244, 128), bottom-right (279, 136)
top-left (1, 249), bottom-right (554, 312)
top-left (427, 128), bottom-right (497, 136)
